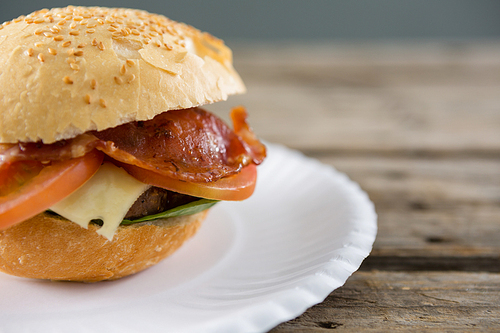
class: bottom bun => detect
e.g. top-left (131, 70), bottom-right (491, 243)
top-left (0, 210), bottom-right (207, 282)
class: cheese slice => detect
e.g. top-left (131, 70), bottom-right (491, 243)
top-left (50, 162), bottom-right (150, 241)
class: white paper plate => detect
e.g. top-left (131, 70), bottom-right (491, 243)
top-left (0, 143), bottom-right (377, 333)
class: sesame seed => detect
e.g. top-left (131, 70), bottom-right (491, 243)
top-left (86, 29), bottom-right (96, 34)
top-left (77, 43), bottom-right (86, 48)
top-left (127, 74), bottom-right (136, 83)
top-left (43, 32), bottom-right (52, 37)
top-left (131, 29), bottom-right (140, 35)
top-left (34, 42), bottom-right (44, 48)
top-left (69, 22), bottom-right (77, 29)
top-left (66, 57), bottom-right (76, 64)
top-left (80, 19), bottom-right (88, 25)
top-left (50, 26), bottom-right (60, 33)
top-left (120, 64), bottom-right (127, 75)
top-left (73, 16), bottom-right (83, 21)
top-left (54, 35), bottom-right (64, 41)
top-left (69, 30), bottom-right (80, 36)
top-left (87, 22), bottom-right (97, 28)
top-left (84, 94), bottom-right (91, 104)
top-left (24, 48), bottom-right (34, 56)
top-left (107, 27), bottom-right (117, 32)
top-left (34, 18), bottom-right (45, 24)
top-left (74, 50), bottom-right (83, 56)
top-left (48, 48), bottom-right (57, 55)
top-left (57, 20), bottom-right (66, 26)
top-left (34, 28), bottom-right (44, 35)
top-left (62, 40), bottom-right (71, 47)
top-left (90, 79), bottom-right (97, 89)
top-left (91, 38), bottom-right (98, 46)
top-left (63, 76), bottom-right (73, 84)
top-left (112, 31), bottom-right (122, 38)
top-left (99, 98), bottom-right (106, 107)
top-left (97, 18), bottom-right (104, 24)
top-left (67, 48), bottom-right (74, 56)
top-left (37, 53), bottom-right (45, 62)
top-left (114, 76), bottom-right (123, 85)
top-left (126, 59), bottom-right (134, 67)
top-left (165, 44), bottom-right (173, 51)
top-left (98, 41), bottom-right (105, 51)
top-left (70, 63), bottom-right (79, 71)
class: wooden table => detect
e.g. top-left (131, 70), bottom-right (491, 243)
top-left (210, 41), bottom-right (500, 331)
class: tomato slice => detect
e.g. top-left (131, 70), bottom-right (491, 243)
top-left (0, 160), bottom-right (45, 197)
top-left (0, 150), bottom-right (103, 230)
top-left (121, 163), bottom-right (257, 201)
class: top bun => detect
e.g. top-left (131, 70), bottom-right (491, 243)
top-left (0, 6), bottom-right (245, 143)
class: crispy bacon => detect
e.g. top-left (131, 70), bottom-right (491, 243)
top-left (0, 107), bottom-right (266, 183)
top-left (0, 134), bottom-right (99, 165)
top-left (230, 106), bottom-right (266, 166)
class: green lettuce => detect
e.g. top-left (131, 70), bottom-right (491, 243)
top-left (120, 198), bottom-right (218, 225)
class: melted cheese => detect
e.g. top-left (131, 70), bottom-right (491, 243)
top-left (50, 162), bottom-right (150, 241)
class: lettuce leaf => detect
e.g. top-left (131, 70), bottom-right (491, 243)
top-left (120, 198), bottom-right (218, 225)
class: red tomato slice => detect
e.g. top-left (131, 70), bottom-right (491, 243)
top-left (122, 163), bottom-right (257, 201)
top-left (0, 150), bottom-right (103, 230)
top-left (0, 160), bottom-right (45, 197)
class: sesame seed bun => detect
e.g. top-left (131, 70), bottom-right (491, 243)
top-left (0, 6), bottom-right (245, 143)
top-left (0, 210), bottom-right (206, 282)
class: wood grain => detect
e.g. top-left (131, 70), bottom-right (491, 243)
top-left (270, 271), bottom-right (500, 332)
top-left (210, 42), bottom-right (500, 153)
top-left (320, 155), bottom-right (500, 258)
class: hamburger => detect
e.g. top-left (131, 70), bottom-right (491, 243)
top-left (0, 6), bottom-right (265, 282)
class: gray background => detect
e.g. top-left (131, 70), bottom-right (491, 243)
top-left (1, 1), bottom-right (500, 41)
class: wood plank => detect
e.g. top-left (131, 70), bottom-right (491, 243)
top-left (231, 42), bottom-right (500, 69)
top-left (208, 42), bottom-right (500, 153)
top-left (315, 155), bottom-right (500, 257)
top-left (270, 271), bottom-right (500, 332)
top-left (360, 255), bottom-right (500, 272)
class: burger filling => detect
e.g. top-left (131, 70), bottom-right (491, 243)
top-left (0, 107), bottom-right (266, 239)
top-left (124, 187), bottom-right (199, 221)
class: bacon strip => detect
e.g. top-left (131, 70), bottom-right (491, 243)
top-left (230, 106), bottom-right (266, 166)
top-left (0, 107), bottom-right (266, 183)
top-left (93, 107), bottom-right (265, 182)
top-left (0, 134), bottom-right (99, 165)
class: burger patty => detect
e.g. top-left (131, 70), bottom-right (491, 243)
top-left (124, 187), bottom-right (198, 220)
